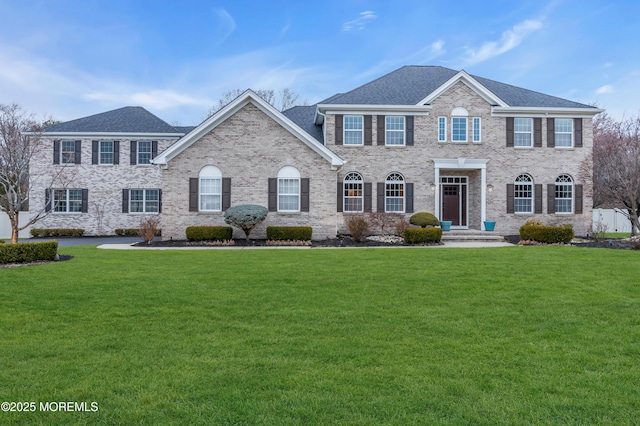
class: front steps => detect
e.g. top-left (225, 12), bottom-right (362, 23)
top-left (441, 229), bottom-right (506, 243)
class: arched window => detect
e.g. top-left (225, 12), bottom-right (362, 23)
top-left (278, 166), bottom-right (300, 212)
top-left (451, 107), bottom-right (468, 142)
top-left (385, 172), bottom-right (405, 213)
top-left (514, 174), bottom-right (533, 213)
top-left (555, 174), bottom-right (573, 213)
top-left (199, 166), bottom-right (222, 211)
top-left (344, 172), bottom-right (364, 213)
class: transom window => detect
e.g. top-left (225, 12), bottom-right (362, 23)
top-left (514, 118), bottom-right (533, 147)
top-left (278, 166), bottom-right (300, 212)
top-left (438, 117), bottom-right (447, 142)
top-left (385, 172), bottom-right (405, 213)
top-left (555, 174), bottom-right (573, 213)
top-left (130, 189), bottom-right (159, 213)
top-left (137, 141), bottom-right (152, 164)
top-left (54, 189), bottom-right (82, 213)
top-left (344, 172), bottom-right (364, 213)
top-left (555, 119), bottom-right (573, 147)
top-left (472, 117), bottom-right (481, 142)
top-left (61, 140), bottom-right (76, 164)
top-left (344, 116), bottom-right (364, 145)
top-left (100, 141), bottom-right (114, 165)
top-left (514, 174), bottom-right (533, 213)
top-left (385, 116), bottom-right (405, 146)
top-left (199, 166), bottom-right (222, 211)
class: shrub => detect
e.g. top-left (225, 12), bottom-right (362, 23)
top-left (519, 223), bottom-right (574, 244)
top-left (409, 212), bottom-right (439, 228)
top-left (224, 204), bottom-right (268, 241)
top-left (115, 228), bottom-right (138, 236)
top-left (138, 216), bottom-right (161, 243)
top-left (266, 226), bottom-right (312, 241)
top-left (30, 228), bottom-right (84, 237)
top-left (186, 226), bottom-right (234, 241)
top-left (404, 228), bottom-right (443, 244)
top-left (367, 212), bottom-right (404, 236)
top-left (395, 219), bottom-right (410, 238)
top-left (345, 214), bottom-right (370, 242)
top-left (0, 241), bottom-right (58, 264)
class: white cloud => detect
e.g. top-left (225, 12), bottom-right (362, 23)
top-left (213, 8), bottom-right (236, 44)
top-left (342, 11), bottom-right (376, 31)
top-left (464, 19), bottom-right (543, 65)
top-left (83, 90), bottom-right (212, 110)
top-left (430, 39), bottom-right (446, 57)
top-left (596, 85), bottom-right (614, 94)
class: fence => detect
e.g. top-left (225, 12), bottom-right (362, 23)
top-left (0, 212), bottom-right (32, 240)
top-left (592, 208), bottom-right (633, 233)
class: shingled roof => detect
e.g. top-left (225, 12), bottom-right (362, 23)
top-left (281, 105), bottom-right (323, 143)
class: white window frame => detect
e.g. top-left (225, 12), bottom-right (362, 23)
top-left (137, 141), bottom-right (152, 165)
top-left (343, 115), bottom-right (364, 146)
top-left (130, 189), bottom-right (160, 214)
top-left (451, 117), bottom-right (468, 142)
top-left (99, 140), bottom-right (114, 165)
top-left (438, 117), bottom-right (447, 142)
top-left (385, 116), bottom-right (405, 146)
top-left (385, 172), bottom-right (405, 213)
top-left (472, 117), bottom-right (482, 143)
top-left (555, 174), bottom-right (573, 214)
top-left (555, 118), bottom-right (573, 148)
top-left (514, 118), bottom-right (533, 148)
top-left (343, 172), bottom-right (364, 213)
top-left (60, 140), bottom-right (76, 164)
top-left (277, 166), bottom-right (300, 212)
top-left (514, 174), bottom-right (533, 214)
top-left (199, 166), bottom-right (222, 212)
top-left (53, 189), bottom-right (82, 213)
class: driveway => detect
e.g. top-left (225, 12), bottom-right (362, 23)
top-left (29, 236), bottom-right (141, 247)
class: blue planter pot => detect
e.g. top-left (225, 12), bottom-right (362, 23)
top-left (484, 221), bottom-right (496, 231)
top-left (440, 221), bottom-right (452, 231)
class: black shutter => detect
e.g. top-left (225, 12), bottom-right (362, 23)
top-left (575, 184), bottom-right (583, 214)
top-left (301, 178), bottom-right (310, 212)
top-left (53, 140), bottom-right (60, 164)
top-left (152, 141), bottom-right (158, 160)
top-left (337, 181), bottom-right (343, 212)
top-left (222, 178), bottom-right (231, 211)
top-left (405, 182), bottom-right (414, 213)
top-left (81, 189), bottom-right (89, 213)
top-left (130, 141), bottom-right (137, 165)
top-left (189, 178), bottom-right (198, 212)
top-left (377, 115), bottom-right (385, 145)
top-left (406, 116), bottom-right (414, 146)
top-left (364, 116), bottom-right (372, 146)
top-left (506, 184), bottom-right (514, 213)
top-left (547, 183), bottom-right (555, 213)
top-left (122, 189), bottom-right (129, 213)
top-left (574, 118), bottom-right (583, 148)
top-left (506, 118), bottom-right (514, 147)
top-left (74, 140), bottom-right (82, 164)
top-left (45, 189), bottom-right (52, 212)
top-left (114, 141), bottom-right (120, 164)
top-left (92, 141), bottom-right (99, 164)
top-left (335, 115), bottom-right (343, 145)
top-left (364, 182), bottom-right (372, 212)
top-left (158, 189), bottom-right (162, 213)
top-left (268, 178), bottom-right (277, 212)
top-left (377, 182), bottom-right (385, 212)
top-left (547, 118), bottom-right (555, 147)
top-left (534, 184), bottom-right (542, 214)
top-left (534, 118), bottom-right (542, 147)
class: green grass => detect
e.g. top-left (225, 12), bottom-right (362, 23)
top-left (603, 232), bottom-right (632, 238)
top-left (1, 246), bottom-right (639, 425)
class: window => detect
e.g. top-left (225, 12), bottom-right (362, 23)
top-left (138, 141), bottom-right (152, 164)
top-left (344, 172), bottom-right (364, 213)
top-left (278, 166), bottom-right (300, 212)
top-left (53, 189), bottom-right (83, 213)
top-left (199, 166), bottom-right (222, 211)
top-left (99, 141), bottom-right (114, 165)
top-left (514, 174), bottom-right (533, 213)
top-left (130, 189), bottom-right (160, 213)
top-left (514, 118), bottom-right (533, 147)
top-left (385, 116), bottom-right (405, 146)
top-left (438, 117), bottom-right (447, 142)
top-left (344, 115), bottom-right (363, 145)
top-left (385, 173), bottom-right (405, 213)
top-left (555, 118), bottom-right (573, 147)
top-left (61, 140), bottom-right (76, 164)
top-left (473, 117), bottom-right (481, 142)
top-left (555, 175), bottom-right (573, 213)
top-left (451, 117), bottom-right (467, 142)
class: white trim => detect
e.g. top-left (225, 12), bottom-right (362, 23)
top-left (44, 132), bottom-right (183, 138)
top-left (343, 115), bottom-right (364, 146)
top-left (438, 116), bottom-right (447, 142)
top-left (472, 117), bottom-right (482, 143)
top-left (418, 70), bottom-right (509, 107)
top-left (451, 116), bottom-right (468, 142)
top-left (492, 106), bottom-right (603, 117)
top-left (316, 104), bottom-right (431, 125)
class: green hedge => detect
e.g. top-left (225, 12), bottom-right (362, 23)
top-left (519, 224), bottom-right (574, 244)
top-left (0, 241), bottom-right (58, 264)
top-left (115, 228), bottom-right (161, 237)
top-left (404, 228), bottom-right (443, 244)
top-left (30, 228), bottom-right (84, 237)
top-left (266, 226), bottom-right (313, 241)
top-left (186, 226), bottom-right (233, 241)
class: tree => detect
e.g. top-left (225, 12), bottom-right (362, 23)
top-left (204, 88), bottom-right (305, 119)
top-left (582, 111), bottom-right (640, 235)
top-left (0, 104), bottom-right (71, 243)
top-left (223, 204), bottom-right (268, 241)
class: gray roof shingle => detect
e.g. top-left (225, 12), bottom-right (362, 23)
top-left (282, 105), bottom-right (324, 144)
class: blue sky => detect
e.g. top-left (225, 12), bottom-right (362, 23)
top-left (0, 0), bottom-right (638, 125)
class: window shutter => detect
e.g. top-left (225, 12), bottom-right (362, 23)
top-left (534, 118), bottom-right (542, 147)
top-left (547, 183), bottom-right (555, 213)
top-left (574, 118), bottom-right (583, 148)
top-left (336, 181), bottom-right (343, 212)
top-left (189, 178), bottom-right (198, 212)
top-left (364, 115), bottom-right (372, 146)
top-left (122, 189), bottom-right (129, 213)
top-left (364, 182), bottom-right (372, 212)
top-left (114, 141), bottom-right (120, 164)
top-left (92, 141), bottom-right (99, 164)
top-left (405, 182), bottom-right (414, 213)
top-left (335, 115), bottom-right (343, 145)
top-left (377, 182), bottom-right (385, 212)
top-left (301, 178), bottom-right (310, 212)
top-left (534, 184), bottom-right (542, 214)
top-left (130, 141), bottom-right (137, 165)
top-left (152, 141), bottom-right (158, 159)
top-left (575, 184), bottom-right (583, 214)
top-left (45, 189), bottom-right (52, 212)
top-left (547, 118), bottom-right (555, 147)
top-left (506, 184), bottom-right (514, 213)
top-left (74, 140), bottom-right (82, 164)
top-left (53, 140), bottom-right (60, 164)
top-left (158, 189), bottom-right (162, 213)
top-left (506, 118), bottom-right (514, 147)
top-left (377, 115), bottom-right (385, 145)
top-left (81, 189), bottom-right (89, 213)
top-left (406, 116), bottom-right (414, 146)
top-left (222, 178), bottom-right (231, 211)
top-left (268, 178), bottom-right (277, 212)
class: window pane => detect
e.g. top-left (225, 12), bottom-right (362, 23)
top-left (200, 195), bottom-right (221, 211)
top-left (344, 116), bottom-right (363, 145)
top-left (452, 117), bottom-right (467, 142)
top-left (100, 141), bottom-right (113, 164)
top-left (61, 141), bottom-right (76, 164)
top-left (438, 117), bottom-right (446, 141)
top-left (278, 178), bottom-right (299, 211)
top-left (53, 189), bottom-right (67, 212)
top-left (473, 117), bottom-right (481, 142)
top-left (514, 118), bottom-right (532, 147)
top-left (68, 189), bottom-right (83, 212)
top-left (385, 116), bottom-right (404, 146)
top-left (138, 141), bottom-right (152, 164)
top-left (145, 189), bottom-right (159, 213)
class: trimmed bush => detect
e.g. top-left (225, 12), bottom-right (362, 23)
top-left (30, 228), bottom-right (84, 237)
top-left (519, 224), bottom-right (574, 244)
top-left (115, 228), bottom-right (162, 237)
top-left (0, 241), bottom-right (58, 264)
top-left (409, 212), bottom-right (439, 228)
top-left (266, 226), bottom-right (313, 241)
top-left (404, 228), bottom-right (443, 244)
top-left (186, 226), bottom-right (233, 241)
top-left (224, 204), bottom-right (268, 241)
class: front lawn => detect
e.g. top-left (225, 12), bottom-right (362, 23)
top-left (1, 246), bottom-right (639, 425)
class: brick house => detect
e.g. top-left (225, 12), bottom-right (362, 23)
top-left (34, 66), bottom-right (602, 239)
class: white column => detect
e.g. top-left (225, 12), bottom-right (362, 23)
top-left (481, 167), bottom-right (487, 229)
top-left (434, 167), bottom-right (440, 220)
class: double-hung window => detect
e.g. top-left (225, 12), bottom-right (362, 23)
top-left (130, 189), bottom-right (160, 213)
top-left (514, 118), bottom-right (533, 147)
top-left (61, 140), bottom-right (77, 164)
top-left (278, 166), bottom-right (300, 212)
top-left (99, 141), bottom-right (114, 165)
top-left (344, 172), bottom-right (364, 213)
top-left (53, 189), bottom-right (83, 213)
top-left (344, 116), bottom-right (363, 145)
top-left (137, 141), bottom-right (152, 164)
top-left (199, 166), bottom-right (222, 211)
top-left (555, 175), bottom-right (573, 213)
top-left (514, 174), bottom-right (533, 213)
top-left (385, 173), bottom-right (405, 213)
top-left (385, 116), bottom-right (405, 146)
top-left (555, 119), bottom-right (573, 147)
